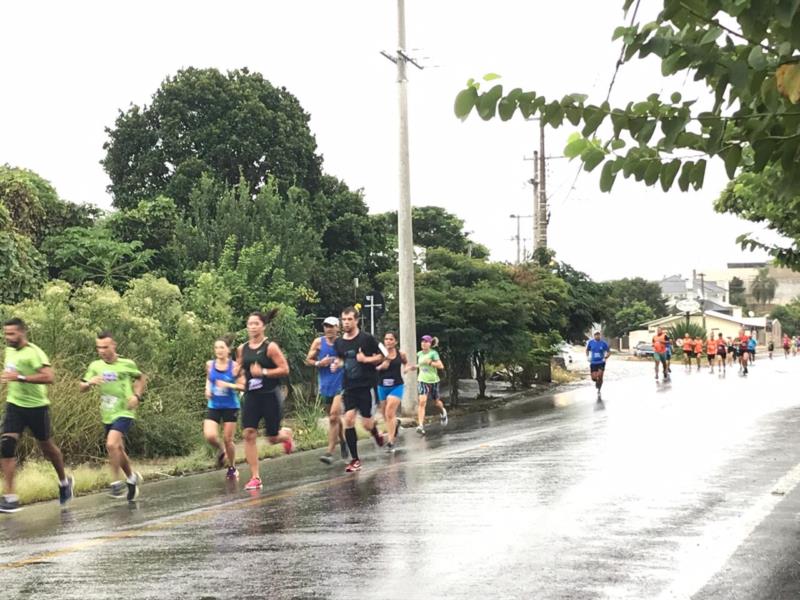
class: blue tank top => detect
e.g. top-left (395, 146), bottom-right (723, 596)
top-left (318, 336), bottom-right (344, 397)
top-left (207, 359), bottom-right (240, 409)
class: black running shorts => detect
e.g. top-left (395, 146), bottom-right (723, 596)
top-left (206, 408), bottom-right (239, 424)
top-left (241, 392), bottom-right (281, 437)
top-left (3, 403), bottom-right (51, 441)
top-left (343, 387), bottom-right (373, 418)
top-left (590, 363), bottom-right (605, 373)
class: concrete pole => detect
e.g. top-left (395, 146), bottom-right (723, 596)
top-left (538, 120), bottom-right (547, 249)
top-left (396, 0), bottom-right (418, 416)
top-left (516, 215), bottom-right (521, 264)
top-left (699, 272), bottom-right (707, 332)
top-left (532, 150), bottom-right (539, 251)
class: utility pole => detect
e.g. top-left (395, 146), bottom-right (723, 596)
top-left (699, 272), bottom-right (707, 332)
top-left (524, 150), bottom-right (539, 250)
top-left (537, 120), bottom-right (548, 250)
top-left (509, 214), bottom-right (533, 264)
top-left (381, 0), bottom-right (422, 416)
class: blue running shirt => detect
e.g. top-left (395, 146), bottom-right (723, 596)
top-left (586, 339), bottom-right (609, 365)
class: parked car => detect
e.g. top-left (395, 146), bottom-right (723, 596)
top-left (633, 342), bottom-right (654, 358)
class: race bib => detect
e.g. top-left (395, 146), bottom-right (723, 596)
top-left (100, 394), bottom-right (118, 410)
top-left (382, 378), bottom-right (395, 387)
top-left (592, 352), bottom-right (603, 361)
top-left (248, 378), bottom-right (263, 391)
top-left (102, 371), bottom-right (118, 382)
top-left (212, 384), bottom-right (226, 396)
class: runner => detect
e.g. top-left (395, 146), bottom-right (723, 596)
top-left (416, 335), bottom-right (447, 433)
top-left (332, 307), bottom-right (386, 472)
top-left (768, 338), bottom-right (774, 360)
top-left (795, 335), bottom-right (800, 357)
top-left (305, 317), bottom-right (347, 465)
top-left (81, 331), bottom-right (147, 500)
top-left (376, 332), bottom-right (411, 452)
top-left (727, 337), bottom-right (737, 368)
top-left (737, 329), bottom-right (750, 375)
top-left (0, 318), bottom-right (73, 512)
top-left (748, 334), bottom-right (757, 364)
top-left (706, 333), bottom-right (717, 373)
top-left (715, 332), bottom-right (727, 375)
top-left (664, 333), bottom-right (673, 374)
top-left (204, 338), bottom-right (243, 480)
top-left (652, 327), bottom-right (669, 381)
top-left (693, 336), bottom-right (704, 371)
top-left (586, 331), bottom-right (610, 401)
top-left (681, 333), bottom-right (693, 369)
top-left (237, 310), bottom-right (294, 491)
top-left (783, 334), bottom-right (791, 358)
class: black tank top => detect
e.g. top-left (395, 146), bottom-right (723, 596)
top-left (380, 351), bottom-right (404, 387)
top-left (241, 340), bottom-right (278, 394)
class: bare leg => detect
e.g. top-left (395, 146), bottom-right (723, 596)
top-left (417, 394), bottom-right (428, 427)
top-left (243, 427), bottom-right (259, 480)
top-left (222, 422), bottom-right (237, 467)
top-left (0, 433), bottom-right (19, 495)
top-left (203, 419), bottom-right (221, 451)
top-left (385, 396), bottom-right (400, 444)
top-left (38, 439), bottom-right (66, 482)
top-left (105, 430), bottom-right (132, 479)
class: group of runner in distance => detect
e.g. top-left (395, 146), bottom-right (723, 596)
top-left (586, 326), bottom-right (791, 402)
top-left (0, 306), bottom-right (446, 512)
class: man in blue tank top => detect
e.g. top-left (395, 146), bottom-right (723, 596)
top-left (305, 316), bottom-right (347, 464)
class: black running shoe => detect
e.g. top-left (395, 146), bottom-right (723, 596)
top-left (127, 472), bottom-right (142, 501)
top-left (108, 481), bottom-right (126, 499)
top-left (0, 496), bottom-right (20, 513)
top-left (319, 452), bottom-right (334, 465)
top-left (59, 475), bottom-right (74, 505)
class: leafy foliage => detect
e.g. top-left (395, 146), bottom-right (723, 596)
top-left (770, 301), bottom-right (800, 335)
top-left (455, 2), bottom-right (800, 261)
top-left (729, 276), bottom-right (746, 306)
top-left (750, 267), bottom-right (778, 303)
top-left (102, 67), bottom-right (322, 209)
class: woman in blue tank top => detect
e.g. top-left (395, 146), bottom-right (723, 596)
top-left (204, 338), bottom-right (244, 480)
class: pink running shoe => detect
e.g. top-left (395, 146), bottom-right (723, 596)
top-left (345, 459), bottom-right (362, 472)
top-left (244, 476), bottom-right (262, 490)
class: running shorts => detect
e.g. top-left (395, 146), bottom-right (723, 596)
top-left (589, 363), bottom-right (605, 373)
top-left (318, 392), bottom-right (342, 406)
top-left (653, 352), bottom-right (666, 363)
top-left (418, 382), bottom-right (440, 400)
top-left (206, 408), bottom-right (239, 423)
top-left (104, 417), bottom-right (135, 436)
top-left (378, 384), bottom-right (404, 402)
top-left (242, 391), bottom-right (282, 436)
top-left (3, 403), bottom-right (51, 441)
top-left (686, 351), bottom-right (695, 359)
top-left (343, 387), bottom-right (373, 417)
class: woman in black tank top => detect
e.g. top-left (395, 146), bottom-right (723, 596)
top-left (237, 310), bottom-right (293, 491)
top-left (376, 332), bottom-right (411, 452)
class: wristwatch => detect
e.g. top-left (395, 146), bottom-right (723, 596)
top-left (17, 375), bottom-right (26, 382)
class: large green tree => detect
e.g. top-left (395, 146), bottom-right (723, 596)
top-left (455, 1), bottom-right (800, 263)
top-left (751, 266), bottom-right (778, 303)
top-left (602, 277), bottom-right (666, 336)
top-left (102, 67), bottom-right (322, 209)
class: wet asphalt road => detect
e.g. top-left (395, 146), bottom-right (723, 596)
top-left (4, 357), bottom-right (800, 599)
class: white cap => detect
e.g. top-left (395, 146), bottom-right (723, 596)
top-left (323, 316), bottom-right (339, 327)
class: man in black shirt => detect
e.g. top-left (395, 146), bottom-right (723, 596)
top-left (332, 306), bottom-right (386, 472)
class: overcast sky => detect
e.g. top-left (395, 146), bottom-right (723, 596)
top-left (0, 0), bottom-right (771, 282)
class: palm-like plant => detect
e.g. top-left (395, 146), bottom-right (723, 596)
top-left (751, 267), bottom-right (778, 304)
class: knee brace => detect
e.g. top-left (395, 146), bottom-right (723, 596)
top-left (0, 435), bottom-right (18, 459)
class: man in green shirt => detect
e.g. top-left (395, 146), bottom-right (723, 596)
top-left (80, 331), bottom-right (146, 501)
top-left (415, 335), bottom-right (446, 435)
top-left (0, 318), bottom-right (73, 513)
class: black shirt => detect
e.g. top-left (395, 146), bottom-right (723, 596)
top-left (379, 351), bottom-right (404, 387)
top-left (334, 331), bottom-right (381, 390)
top-left (241, 340), bottom-right (279, 394)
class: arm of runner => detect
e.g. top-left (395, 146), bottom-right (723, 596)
top-left (304, 338), bottom-right (321, 367)
top-left (264, 342), bottom-right (290, 378)
top-left (2, 364), bottom-right (55, 385)
top-left (205, 361), bottom-right (213, 399)
top-left (128, 373), bottom-right (146, 410)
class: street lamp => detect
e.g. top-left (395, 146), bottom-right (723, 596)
top-left (509, 214), bottom-right (534, 264)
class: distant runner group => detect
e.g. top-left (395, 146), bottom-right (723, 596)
top-left (0, 307), bottom-right (445, 512)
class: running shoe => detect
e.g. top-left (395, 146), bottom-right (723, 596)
top-left (244, 476), bottom-right (262, 490)
top-left (283, 438), bottom-right (295, 454)
top-left (374, 432), bottom-right (385, 448)
top-left (126, 472), bottom-right (142, 502)
top-left (225, 467), bottom-right (239, 480)
top-left (416, 425), bottom-right (426, 435)
top-left (216, 449), bottom-right (226, 468)
top-left (59, 475), bottom-right (74, 505)
top-left (440, 408), bottom-right (448, 426)
top-left (385, 442), bottom-right (396, 453)
top-left (0, 496), bottom-right (20, 513)
top-left (319, 452), bottom-right (334, 465)
top-left (345, 459), bottom-right (362, 472)
top-left (108, 481), bottom-right (126, 499)
top-left (339, 440), bottom-right (349, 459)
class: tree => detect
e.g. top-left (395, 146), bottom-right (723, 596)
top-left (606, 301), bottom-right (656, 338)
top-left (455, 2), bottom-right (800, 261)
top-left (0, 229), bottom-right (46, 304)
top-left (375, 205), bottom-right (489, 258)
top-left (751, 267), bottom-right (778, 304)
top-left (102, 67), bottom-right (322, 209)
top-left (42, 227), bottom-right (153, 289)
top-left (729, 276), bottom-right (746, 306)
top-left (604, 277), bottom-right (667, 316)
top-left (771, 302), bottom-right (800, 335)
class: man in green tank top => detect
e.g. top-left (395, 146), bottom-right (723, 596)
top-left (80, 331), bottom-right (146, 501)
top-left (0, 318), bottom-right (73, 512)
